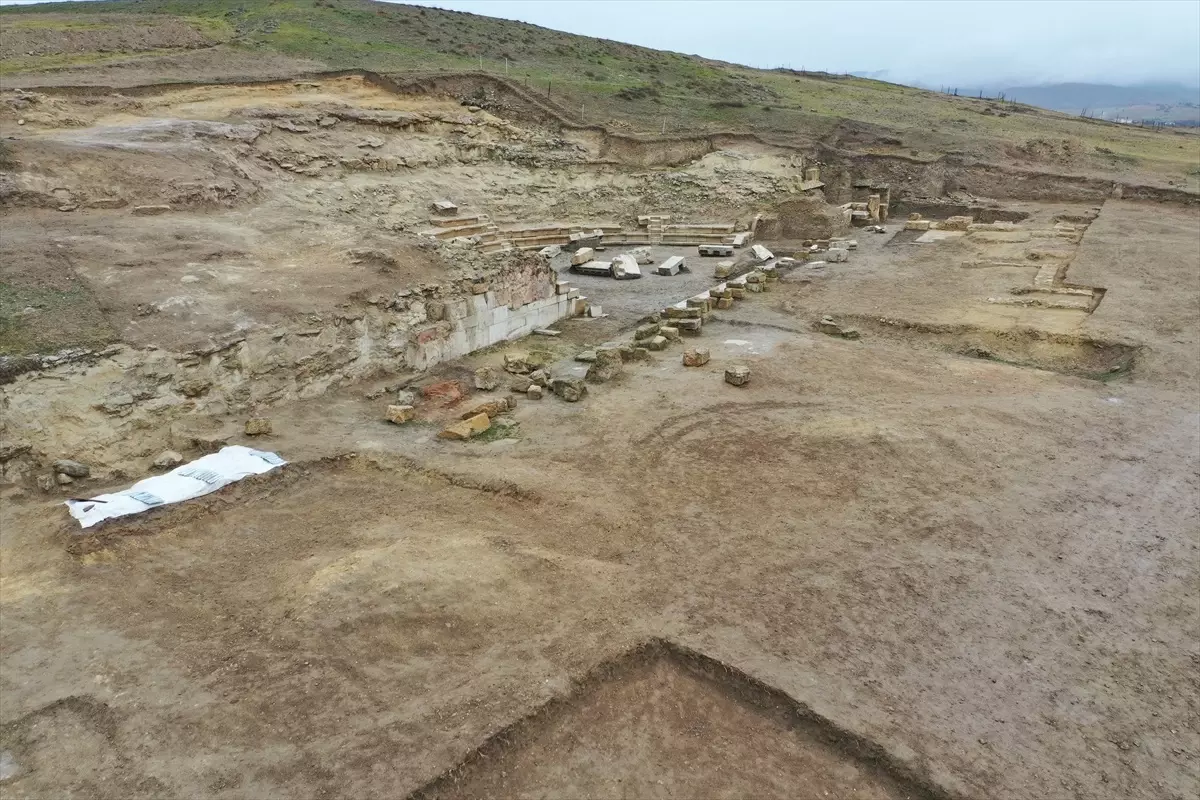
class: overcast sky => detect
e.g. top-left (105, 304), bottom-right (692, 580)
top-left (3, 0), bottom-right (1198, 87)
top-left (401, 0), bottom-right (1200, 88)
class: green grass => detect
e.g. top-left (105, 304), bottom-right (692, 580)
top-left (2, 0), bottom-right (1198, 180)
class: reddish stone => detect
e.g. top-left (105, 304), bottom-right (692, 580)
top-left (421, 380), bottom-right (465, 405)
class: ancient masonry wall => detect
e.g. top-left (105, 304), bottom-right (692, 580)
top-left (0, 258), bottom-right (573, 481)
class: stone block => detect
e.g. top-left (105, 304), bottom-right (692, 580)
top-left (628, 246), bottom-right (654, 264)
top-left (504, 353), bottom-right (534, 374)
top-left (527, 384), bottom-right (543, 399)
top-left (716, 297), bottom-right (734, 310)
top-left (827, 248), bottom-right (849, 263)
top-left (645, 335), bottom-right (668, 351)
top-left (550, 376), bottom-right (587, 402)
top-left (725, 365), bottom-right (751, 386)
top-left (386, 405), bottom-right (416, 424)
top-left (656, 256), bottom-right (685, 276)
top-left (750, 244), bottom-right (774, 262)
top-left (714, 261), bottom-right (734, 279)
top-left (438, 413), bottom-right (491, 440)
top-left (152, 450), bottom-right (184, 469)
top-left (634, 322), bottom-right (662, 341)
top-left (132, 204), bottom-right (171, 216)
top-left (612, 254), bottom-right (642, 280)
top-left (660, 326), bottom-right (681, 341)
top-left (474, 366), bottom-right (500, 391)
top-left (245, 418), bottom-right (273, 436)
top-left (683, 348), bottom-right (710, 367)
top-left (570, 247), bottom-right (596, 266)
top-left (675, 318), bottom-right (703, 334)
top-left (729, 288), bottom-right (746, 300)
top-left (461, 398), bottom-right (514, 420)
top-left (422, 380), bottom-right (465, 405)
top-left (53, 459), bottom-right (90, 478)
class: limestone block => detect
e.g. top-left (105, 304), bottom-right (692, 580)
top-left (245, 418), bottom-right (273, 436)
top-left (386, 405), bottom-right (416, 425)
top-left (750, 244), bottom-right (774, 262)
top-left (438, 413), bottom-right (491, 440)
top-left (657, 256), bottom-right (685, 276)
top-left (527, 385), bottom-right (544, 399)
top-left (550, 376), bottom-right (588, 402)
top-left (645, 335), bottom-right (668, 351)
top-left (570, 247), bottom-right (595, 266)
top-left (660, 326), bottom-right (681, 341)
top-left (461, 398), bottom-right (514, 420)
top-left (827, 248), bottom-right (849, 263)
top-left (716, 297), bottom-right (734, 310)
top-left (474, 366), bottom-right (500, 391)
top-left (152, 450), bottom-right (184, 469)
top-left (628, 246), bottom-right (654, 264)
top-left (53, 459), bottom-right (90, 478)
top-left (676, 318), bottom-right (703, 334)
top-left (725, 365), bottom-right (751, 386)
top-left (683, 348), bottom-right (711, 367)
top-left (634, 322), bottom-right (662, 341)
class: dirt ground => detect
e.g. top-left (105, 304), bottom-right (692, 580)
top-left (1, 63), bottom-right (1199, 800)
top-left (1, 194), bottom-right (1198, 798)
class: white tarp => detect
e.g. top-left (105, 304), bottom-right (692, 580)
top-left (65, 445), bottom-right (287, 529)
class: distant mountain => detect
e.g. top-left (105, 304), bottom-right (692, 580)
top-left (998, 82), bottom-right (1200, 114)
top-left (886, 80), bottom-right (1200, 124)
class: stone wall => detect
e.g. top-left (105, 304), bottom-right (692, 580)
top-left (0, 255), bottom-right (572, 482)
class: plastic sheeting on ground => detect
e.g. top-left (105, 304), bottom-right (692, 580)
top-left (65, 445), bottom-right (287, 529)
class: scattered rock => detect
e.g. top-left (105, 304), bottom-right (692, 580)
top-left (529, 368), bottom-right (550, 387)
top-left (36, 474), bottom-right (55, 492)
top-left (645, 335), bottom-right (668, 351)
top-left (725, 365), bottom-right (751, 386)
top-left (574, 350), bottom-right (597, 363)
top-left (386, 405), bottom-right (416, 425)
top-left (462, 398), bottom-right (514, 420)
top-left (510, 376), bottom-right (533, 392)
top-left (152, 450), bottom-right (184, 469)
top-left (131, 204), bottom-right (171, 216)
top-left (539, 244), bottom-right (562, 258)
top-left (527, 384), bottom-right (544, 399)
top-left (244, 418), bottom-right (273, 436)
top-left (56, 472), bottom-right (75, 486)
top-left (474, 366), bottom-right (500, 391)
top-left (550, 376), bottom-right (587, 402)
top-left (504, 353), bottom-right (533, 374)
top-left (683, 348), bottom-right (711, 367)
top-left (438, 412), bottom-right (491, 440)
top-left (827, 248), bottom-right (849, 263)
top-left (634, 322), bottom-right (662, 341)
top-left (53, 459), bottom-right (90, 478)
top-left (585, 347), bottom-right (623, 383)
top-left (628, 246), bottom-right (654, 264)
top-left (422, 380), bottom-right (465, 405)
top-left (395, 389), bottom-right (417, 406)
top-left (817, 315), bottom-right (861, 340)
top-left (632, 347), bottom-right (651, 361)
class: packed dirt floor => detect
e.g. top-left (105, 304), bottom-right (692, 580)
top-left (1, 72), bottom-right (1199, 800)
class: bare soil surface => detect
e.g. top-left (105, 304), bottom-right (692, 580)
top-left (1, 71), bottom-right (1198, 800)
top-left (414, 643), bottom-right (935, 800)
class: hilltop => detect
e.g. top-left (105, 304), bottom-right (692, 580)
top-left (2, 0), bottom-right (1198, 190)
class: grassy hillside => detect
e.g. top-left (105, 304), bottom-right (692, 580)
top-left (2, 0), bottom-right (1199, 185)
